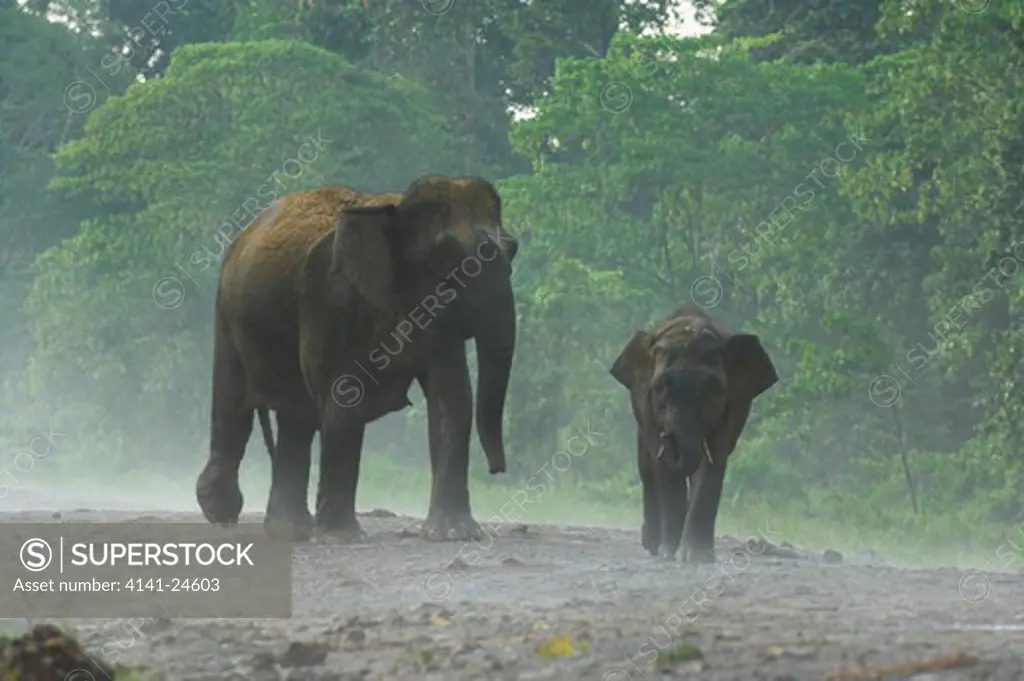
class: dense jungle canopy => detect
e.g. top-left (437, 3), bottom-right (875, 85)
top-left (1, 0), bottom-right (1023, 542)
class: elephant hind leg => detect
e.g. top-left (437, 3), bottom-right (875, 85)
top-left (197, 322), bottom-right (251, 525)
top-left (265, 414), bottom-right (315, 541)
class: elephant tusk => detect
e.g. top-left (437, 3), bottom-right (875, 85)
top-left (703, 438), bottom-right (713, 465)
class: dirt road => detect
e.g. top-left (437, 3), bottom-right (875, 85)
top-left (3, 502), bottom-right (1024, 681)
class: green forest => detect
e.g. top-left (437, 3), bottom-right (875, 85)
top-left (1, 0), bottom-right (1022, 559)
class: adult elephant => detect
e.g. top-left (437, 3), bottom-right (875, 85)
top-left (195, 174), bottom-right (518, 542)
top-left (609, 308), bottom-right (778, 563)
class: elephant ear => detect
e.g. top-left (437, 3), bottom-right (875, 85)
top-left (610, 330), bottom-right (653, 392)
top-left (724, 333), bottom-right (779, 407)
top-left (330, 204), bottom-right (398, 309)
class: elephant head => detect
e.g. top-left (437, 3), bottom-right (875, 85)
top-left (328, 175), bottom-right (518, 474)
top-left (610, 311), bottom-right (777, 475)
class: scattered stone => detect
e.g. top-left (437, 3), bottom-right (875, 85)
top-left (747, 536), bottom-right (770, 553)
top-left (748, 537), bottom-right (803, 559)
top-left (447, 556), bottom-right (469, 571)
top-left (277, 640), bottom-right (330, 668)
top-left (251, 651), bottom-right (277, 672)
top-left (361, 508), bottom-right (397, 518)
top-left (824, 549), bottom-right (844, 564)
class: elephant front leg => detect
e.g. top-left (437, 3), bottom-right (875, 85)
top-left (681, 457), bottom-right (727, 564)
top-left (264, 415), bottom-right (315, 542)
top-left (655, 467), bottom-right (689, 561)
top-left (639, 434), bottom-right (661, 556)
top-left (417, 347), bottom-right (482, 541)
top-left (314, 420), bottom-right (368, 542)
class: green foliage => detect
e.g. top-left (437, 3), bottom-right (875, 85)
top-left (23, 38), bottom-right (470, 461)
top-left (3, 0), bottom-right (1024, 551)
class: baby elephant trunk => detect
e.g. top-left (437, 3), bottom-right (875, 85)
top-left (657, 426), bottom-right (711, 476)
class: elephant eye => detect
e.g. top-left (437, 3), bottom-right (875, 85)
top-left (653, 372), bottom-right (674, 394)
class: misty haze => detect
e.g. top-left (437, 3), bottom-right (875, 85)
top-left (1, 0), bottom-right (1023, 679)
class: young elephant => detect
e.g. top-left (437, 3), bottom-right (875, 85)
top-left (609, 308), bottom-right (778, 563)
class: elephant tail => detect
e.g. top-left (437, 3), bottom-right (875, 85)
top-left (256, 408), bottom-right (276, 458)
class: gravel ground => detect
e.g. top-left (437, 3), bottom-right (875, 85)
top-left (2, 491), bottom-right (1024, 681)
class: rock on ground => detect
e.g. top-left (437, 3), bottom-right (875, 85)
top-left (2, 507), bottom-right (1022, 681)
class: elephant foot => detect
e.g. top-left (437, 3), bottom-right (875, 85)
top-left (313, 514), bottom-right (368, 543)
top-left (196, 461), bottom-right (243, 525)
top-left (682, 544), bottom-right (716, 564)
top-left (263, 509), bottom-right (312, 542)
top-left (312, 525), bottom-right (368, 544)
top-left (657, 543), bottom-right (679, 562)
top-left (641, 524), bottom-right (661, 557)
top-left (420, 510), bottom-right (484, 542)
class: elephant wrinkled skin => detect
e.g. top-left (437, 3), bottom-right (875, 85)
top-left (195, 174), bottom-right (518, 542)
top-left (609, 308), bottom-right (778, 563)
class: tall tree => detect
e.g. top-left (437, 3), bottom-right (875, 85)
top-left (693, 0), bottom-right (916, 64)
top-left (0, 3), bottom-right (114, 402)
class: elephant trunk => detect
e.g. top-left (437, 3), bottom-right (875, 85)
top-left (658, 422), bottom-right (706, 476)
top-left (473, 281), bottom-right (516, 475)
